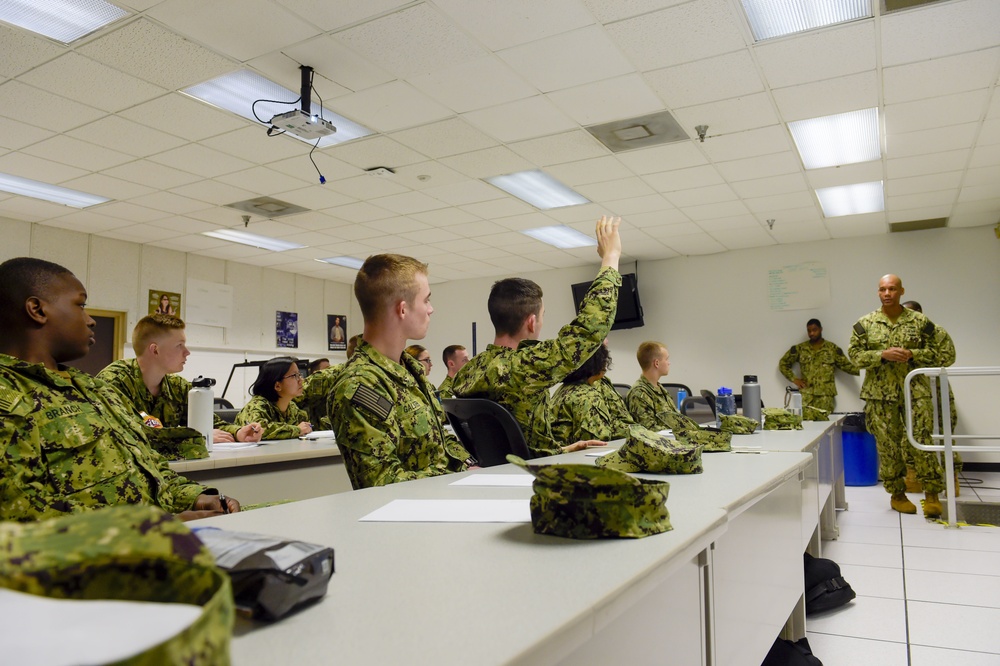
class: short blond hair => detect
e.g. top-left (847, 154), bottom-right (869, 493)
top-left (636, 341), bottom-right (667, 370)
top-left (354, 254), bottom-right (428, 324)
top-left (133, 314), bottom-right (185, 355)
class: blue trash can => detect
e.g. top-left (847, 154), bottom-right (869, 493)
top-left (842, 413), bottom-right (878, 486)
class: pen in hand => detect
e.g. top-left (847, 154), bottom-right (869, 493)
top-left (219, 494), bottom-right (230, 514)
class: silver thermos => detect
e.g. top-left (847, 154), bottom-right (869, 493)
top-left (742, 375), bottom-right (761, 427)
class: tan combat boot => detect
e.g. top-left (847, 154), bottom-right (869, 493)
top-left (891, 493), bottom-right (917, 514)
top-left (904, 468), bottom-right (923, 493)
top-left (923, 493), bottom-right (943, 518)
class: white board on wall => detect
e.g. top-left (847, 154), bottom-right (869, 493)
top-left (768, 261), bottom-right (830, 311)
top-left (185, 278), bottom-right (233, 328)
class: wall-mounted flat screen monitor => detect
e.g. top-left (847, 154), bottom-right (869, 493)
top-left (571, 272), bottom-right (644, 330)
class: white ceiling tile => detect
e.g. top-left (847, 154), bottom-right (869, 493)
top-left (769, 222), bottom-right (829, 243)
top-left (696, 214), bottom-right (761, 232)
top-left (0, 23), bottom-right (64, 78)
top-left (805, 161), bottom-right (883, 190)
top-left (18, 53), bottom-right (166, 113)
top-left (581, 0), bottom-right (689, 23)
top-left (978, 118), bottom-right (1000, 146)
top-left (459, 197), bottom-right (535, 219)
top-left (127, 191), bottom-right (208, 215)
top-left (508, 131), bottom-right (607, 167)
top-left (493, 212), bottom-right (559, 230)
top-left (439, 146), bottom-right (534, 179)
top-left (948, 206), bottom-right (1000, 228)
top-left (60, 173), bottom-right (155, 200)
top-left (250, 36), bottom-right (391, 94)
top-left (148, 217), bottom-right (220, 235)
top-left (886, 171), bottom-right (963, 197)
top-left (575, 177), bottom-right (655, 202)
top-left (699, 125), bottom-right (792, 162)
top-left (962, 165), bottom-right (1000, 188)
top-left (411, 207), bottom-right (482, 227)
top-left (643, 164), bottom-right (725, 192)
top-left (602, 194), bottom-right (672, 216)
top-left (755, 22), bottom-right (875, 88)
top-left (267, 153), bottom-right (362, 184)
top-left (365, 216), bottom-right (431, 234)
top-left (282, 210), bottom-right (352, 232)
top-left (216, 166), bottom-right (310, 195)
top-left (886, 150), bottom-right (971, 179)
top-left (968, 142), bottom-right (1000, 168)
top-left (96, 201), bottom-right (172, 222)
top-left (0, 152), bottom-right (87, 184)
top-left (191, 243), bottom-right (271, 259)
top-left (731, 173), bottom-right (809, 199)
top-left (41, 211), bottom-right (133, 234)
top-left (409, 56), bottom-right (536, 113)
top-left (886, 190), bottom-right (958, 210)
top-left (200, 126), bottom-right (307, 164)
top-left (498, 25), bottom-right (634, 93)
top-left (825, 212), bottom-right (886, 238)
top-left (274, 0), bottom-right (411, 31)
top-left (0, 197), bottom-right (76, 222)
top-left (883, 48), bottom-right (1000, 105)
top-left (370, 191), bottom-right (447, 215)
top-left (147, 0), bottom-right (319, 62)
top-left (391, 161), bottom-right (469, 191)
top-left (330, 81), bottom-right (453, 133)
top-left (270, 186), bottom-right (355, 211)
top-left (645, 51), bottom-right (764, 108)
top-left (434, 0), bottom-right (594, 50)
top-left (434, 219), bottom-right (508, 238)
top-left (149, 144), bottom-right (255, 178)
top-left (0, 81), bottom-right (105, 133)
top-left (546, 155), bottom-right (634, 186)
top-left (673, 93), bottom-right (779, 137)
top-left (886, 205), bottom-right (952, 224)
top-left (79, 19), bottom-right (237, 89)
top-left (605, 0), bottom-right (746, 70)
top-left (765, 206), bottom-right (822, 225)
top-left (715, 151), bottom-right (801, 182)
top-left (68, 116), bottom-right (187, 158)
top-left (881, 0), bottom-right (1000, 67)
top-left (664, 183), bottom-right (737, 208)
top-left (886, 123), bottom-right (979, 159)
top-left (336, 4), bottom-right (485, 79)
top-left (679, 200), bottom-right (750, 221)
top-left (988, 93), bottom-right (1000, 119)
top-left (660, 233), bottom-right (726, 255)
top-left (615, 142), bottom-right (707, 175)
top-left (421, 179), bottom-right (503, 206)
top-left (547, 74), bottom-right (664, 126)
top-left (185, 206), bottom-right (250, 225)
top-left (324, 201), bottom-right (395, 223)
top-left (101, 159), bottom-right (202, 189)
top-left (169, 180), bottom-right (258, 206)
top-left (771, 71), bottom-right (878, 122)
top-left (0, 116), bottom-right (54, 151)
top-left (390, 119), bottom-right (498, 160)
top-left (743, 191), bottom-right (816, 214)
top-left (545, 202), bottom-right (608, 224)
top-left (99, 223), bottom-right (187, 243)
top-left (462, 95), bottom-right (579, 143)
top-left (884, 90), bottom-right (991, 135)
top-left (398, 227), bottom-right (463, 244)
top-left (323, 173), bottom-right (411, 200)
top-left (120, 93), bottom-right (246, 142)
top-left (711, 226), bottom-right (776, 250)
top-left (22, 136), bottom-right (133, 172)
top-left (957, 183), bottom-right (1000, 203)
top-left (235, 220), bottom-right (304, 237)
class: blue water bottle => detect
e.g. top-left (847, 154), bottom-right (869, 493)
top-left (675, 389), bottom-right (687, 413)
top-left (716, 387), bottom-right (735, 428)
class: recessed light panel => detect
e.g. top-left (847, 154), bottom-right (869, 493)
top-left (486, 170), bottom-right (589, 210)
top-left (0, 172), bottom-right (109, 208)
top-left (789, 108), bottom-right (880, 170)
top-left (0, 0), bottom-right (128, 43)
top-left (816, 181), bottom-right (884, 217)
top-left (521, 225), bottom-right (597, 249)
top-left (203, 229), bottom-right (306, 252)
top-left (317, 256), bottom-right (365, 269)
top-left (741, 0), bottom-right (871, 41)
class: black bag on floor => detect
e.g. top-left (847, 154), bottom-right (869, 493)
top-left (804, 552), bottom-right (856, 614)
top-left (761, 637), bottom-right (822, 666)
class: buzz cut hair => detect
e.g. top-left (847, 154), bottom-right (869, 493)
top-left (132, 314), bottom-right (185, 355)
top-left (354, 254), bottom-right (428, 325)
top-left (488, 277), bottom-right (543, 336)
top-left (636, 341), bottom-right (667, 371)
top-left (806, 318), bottom-right (822, 328)
top-left (442, 344), bottom-right (466, 364)
top-left (0, 257), bottom-right (74, 332)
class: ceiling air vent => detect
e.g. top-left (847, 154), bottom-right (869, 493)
top-left (889, 217), bottom-right (948, 233)
top-left (225, 197), bottom-right (309, 219)
top-left (586, 110), bottom-right (689, 153)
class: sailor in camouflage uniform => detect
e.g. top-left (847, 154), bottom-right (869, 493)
top-left (437, 344), bottom-right (469, 400)
top-left (550, 345), bottom-right (633, 444)
top-left (626, 341), bottom-right (679, 430)
top-left (0, 258), bottom-right (239, 521)
top-left (849, 275), bottom-right (944, 517)
top-left (452, 216), bottom-right (623, 456)
top-left (331, 255), bottom-right (472, 489)
top-left (779, 319), bottom-right (859, 415)
top-left (235, 357), bottom-right (313, 440)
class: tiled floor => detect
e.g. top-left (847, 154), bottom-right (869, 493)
top-left (806, 471), bottom-right (1000, 665)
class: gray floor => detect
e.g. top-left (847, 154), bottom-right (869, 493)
top-left (806, 471), bottom-right (1000, 665)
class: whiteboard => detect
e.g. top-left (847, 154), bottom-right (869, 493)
top-left (768, 261), bottom-right (830, 311)
top-left (185, 278), bottom-right (233, 328)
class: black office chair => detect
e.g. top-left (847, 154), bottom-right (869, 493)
top-left (680, 396), bottom-right (714, 424)
top-left (441, 398), bottom-right (532, 467)
top-left (611, 383), bottom-right (631, 400)
top-left (213, 397), bottom-right (234, 409)
top-left (700, 389), bottom-right (717, 417)
top-left (214, 408), bottom-right (239, 424)
top-left (660, 382), bottom-right (693, 403)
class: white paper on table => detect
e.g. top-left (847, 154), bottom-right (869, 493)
top-left (449, 474), bottom-right (534, 487)
top-left (211, 441), bottom-right (258, 451)
top-left (359, 499), bottom-right (530, 523)
top-left (584, 448), bottom-right (618, 457)
top-left (0, 588), bottom-right (202, 666)
top-left (300, 430), bottom-right (336, 440)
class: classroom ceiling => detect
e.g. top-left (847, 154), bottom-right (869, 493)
top-left (1, 0), bottom-right (998, 284)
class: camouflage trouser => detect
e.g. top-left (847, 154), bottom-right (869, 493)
top-left (865, 397), bottom-right (944, 494)
top-left (902, 386), bottom-right (962, 473)
top-left (803, 394), bottom-right (834, 414)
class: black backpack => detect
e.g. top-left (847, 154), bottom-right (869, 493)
top-left (761, 637), bottom-right (822, 666)
top-left (804, 552), bottom-right (856, 614)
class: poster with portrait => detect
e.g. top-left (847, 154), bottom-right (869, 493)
top-left (276, 311), bottom-right (298, 348)
top-left (148, 290), bottom-right (181, 317)
top-left (328, 314), bottom-right (347, 351)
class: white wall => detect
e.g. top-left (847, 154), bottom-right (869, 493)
top-left (423, 226), bottom-right (1000, 462)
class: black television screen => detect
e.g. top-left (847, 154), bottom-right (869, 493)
top-left (571, 272), bottom-right (644, 330)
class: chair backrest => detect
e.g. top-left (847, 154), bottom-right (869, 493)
top-left (611, 383), bottom-right (631, 400)
top-left (441, 398), bottom-right (532, 467)
top-left (680, 396), bottom-right (714, 423)
top-left (214, 408), bottom-right (239, 424)
top-left (734, 394), bottom-right (765, 409)
top-left (213, 397), bottom-right (234, 409)
top-left (699, 389), bottom-right (717, 416)
top-left (659, 382), bottom-right (693, 402)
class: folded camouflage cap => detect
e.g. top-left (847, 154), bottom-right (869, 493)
top-left (720, 414), bottom-right (760, 435)
top-left (763, 407), bottom-right (803, 430)
top-left (596, 424), bottom-right (704, 474)
top-left (659, 411), bottom-right (732, 452)
top-left (507, 455), bottom-right (672, 539)
top-left (0, 505), bottom-right (232, 665)
top-left (145, 426), bottom-right (209, 461)
top-left (803, 406), bottom-right (830, 422)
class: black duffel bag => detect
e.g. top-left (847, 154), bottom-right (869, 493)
top-left (804, 552), bottom-right (856, 614)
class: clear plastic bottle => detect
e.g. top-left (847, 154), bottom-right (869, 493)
top-left (741, 375), bottom-right (762, 427)
top-left (716, 387), bottom-right (736, 428)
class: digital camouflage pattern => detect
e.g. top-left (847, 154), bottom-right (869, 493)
top-left (659, 410), bottom-right (732, 452)
top-left (235, 395), bottom-right (310, 440)
top-left (802, 405), bottom-right (831, 421)
top-left (719, 414), bottom-right (760, 435)
top-left (98, 358), bottom-right (241, 449)
top-left (0, 354), bottom-right (207, 521)
top-left (762, 407), bottom-right (803, 430)
top-left (0, 504), bottom-right (233, 664)
top-left (452, 267), bottom-right (621, 455)
top-left (625, 375), bottom-right (679, 430)
top-left (437, 374), bottom-right (455, 400)
top-left (905, 323), bottom-right (961, 472)
top-left (508, 455), bottom-right (672, 539)
top-left (849, 307), bottom-right (944, 494)
top-left (144, 426), bottom-right (209, 461)
top-left (295, 363), bottom-right (343, 429)
top-left (778, 340), bottom-right (859, 411)
top-left (549, 380), bottom-right (633, 444)
top-left (331, 340), bottom-right (469, 489)
top-left (596, 424), bottom-right (703, 475)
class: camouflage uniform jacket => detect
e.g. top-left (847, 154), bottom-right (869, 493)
top-left (235, 395), bottom-right (309, 440)
top-left (97, 359), bottom-right (239, 435)
top-left (451, 267), bottom-right (622, 455)
top-left (0, 354), bottom-right (207, 521)
top-left (437, 374), bottom-right (455, 400)
top-left (331, 340), bottom-right (470, 489)
top-left (550, 381), bottom-right (633, 444)
top-left (294, 363), bottom-right (343, 428)
top-left (848, 308), bottom-right (938, 401)
top-left (625, 375), bottom-right (679, 430)
top-left (778, 340), bottom-right (859, 398)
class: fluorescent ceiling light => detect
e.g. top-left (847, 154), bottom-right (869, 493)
top-left (741, 0), bottom-right (871, 41)
top-left (521, 225), bottom-right (597, 249)
top-left (789, 108), bottom-right (880, 170)
top-left (203, 229), bottom-right (306, 252)
top-left (816, 181), bottom-right (884, 218)
top-left (486, 170), bottom-right (589, 210)
top-left (0, 172), bottom-right (109, 208)
top-left (317, 256), bottom-right (365, 269)
top-left (183, 70), bottom-right (373, 148)
top-left (0, 0), bottom-right (128, 43)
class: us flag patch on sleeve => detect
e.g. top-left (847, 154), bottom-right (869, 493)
top-left (351, 385), bottom-right (392, 421)
top-left (0, 387), bottom-right (23, 412)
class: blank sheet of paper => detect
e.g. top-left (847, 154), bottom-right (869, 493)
top-left (449, 474), bottom-right (534, 487)
top-left (359, 499), bottom-right (530, 523)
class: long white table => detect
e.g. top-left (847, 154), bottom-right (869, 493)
top-left (193, 423), bottom-right (837, 665)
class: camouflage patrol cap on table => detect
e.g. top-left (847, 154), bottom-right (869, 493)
top-left (762, 407), bottom-right (803, 430)
top-left (720, 414), bottom-right (760, 435)
top-left (508, 455), bottom-right (672, 539)
top-left (596, 423), bottom-right (704, 474)
top-left (145, 425), bottom-right (209, 461)
top-left (660, 411), bottom-right (733, 452)
top-left (803, 405), bottom-right (830, 421)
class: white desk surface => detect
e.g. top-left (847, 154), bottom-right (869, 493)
top-left (194, 444), bottom-right (814, 665)
top-left (169, 438), bottom-right (339, 473)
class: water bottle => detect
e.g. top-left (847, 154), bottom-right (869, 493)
top-left (675, 389), bottom-right (687, 413)
top-left (716, 387), bottom-right (735, 428)
top-left (784, 386), bottom-right (802, 417)
top-left (741, 375), bottom-right (762, 427)
top-left (188, 375), bottom-right (216, 451)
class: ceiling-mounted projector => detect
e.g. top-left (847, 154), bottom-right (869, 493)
top-left (270, 109), bottom-right (335, 140)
